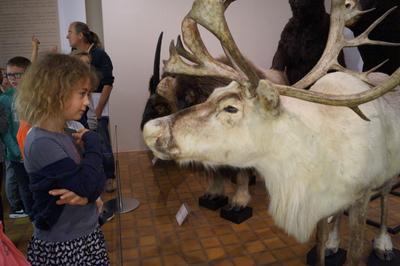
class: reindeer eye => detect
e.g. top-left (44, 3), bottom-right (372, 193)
top-left (223, 105), bottom-right (238, 113)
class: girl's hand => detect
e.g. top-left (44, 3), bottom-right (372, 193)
top-left (72, 128), bottom-right (89, 148)
top-left (49, 189), bottom-right (88, 205)
top-left (95, 197), bottom-right (103, 213)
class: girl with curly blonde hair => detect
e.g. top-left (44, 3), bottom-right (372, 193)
top-left (16, 53), bottom-right (109, 266)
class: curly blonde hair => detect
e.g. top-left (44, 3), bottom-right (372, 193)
top-left (16, 53), bottom-right (97, 126)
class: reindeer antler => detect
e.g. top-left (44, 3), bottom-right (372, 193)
top-left (293, 2), bottom-right (399, 89)
top-left (273, 0), bottom-right (400, 120)
top-left (163, 0), bottom-right (259, 92)
top-left (275, 67), bottom-right (400, 120)
top-left (165, 0), bottom-right (400, 120)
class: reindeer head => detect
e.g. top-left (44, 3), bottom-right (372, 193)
top-left (143, 0), bottom-right (399, 167)
top-left (143, 79), bottom-right (282, 166)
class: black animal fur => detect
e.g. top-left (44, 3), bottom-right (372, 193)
top-left (349, 0), bottom-right (400, 75)
top-left (271, 0), bottom-right (345, 86)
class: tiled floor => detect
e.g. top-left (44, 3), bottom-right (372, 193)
top-left (4, 151), bottom-right (400, 265)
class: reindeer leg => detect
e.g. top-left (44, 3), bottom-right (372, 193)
top-left (199, 170), bottom-right (228, 210)
top-left (373, 182), bottom-right (395, 261)
top-left (204, 171), bottom-right (225, 199)
top-left (316, 219), bottom-right (329, 266)
top-left (220, 169), bottom-right (253, 223)
top-left (230, 169), bottom-right (251, 210)
top-left (347, 192), bottom-right (371, 266)
top-left (325, 213), bottom-right (342, 256)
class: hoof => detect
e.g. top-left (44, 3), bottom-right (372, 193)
top-left (306, 246), bottom-right (346, 266)
top-left (226, 203), bottom-right (246, 212)
top-left (368, 249), bottom-right (400, 266)
top-left (202, 193), bottom-right (215, 200)
top-left (325, 247), bottom-right (339, 257)
top-left (374, 249), bottom-right (396, 261)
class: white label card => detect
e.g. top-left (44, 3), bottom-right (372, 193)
top-left (176, 203), bottom-right (190, 226)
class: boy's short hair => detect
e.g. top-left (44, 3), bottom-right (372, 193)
top-left (7, 56), bottom-right (31, 69)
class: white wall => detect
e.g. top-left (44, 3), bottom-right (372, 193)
top-left (57, 0), bottom-right (86, 54)
top-left (85, 0), bottom-right (104, 47)
top-left (102, 0), bottom-right (292, 152)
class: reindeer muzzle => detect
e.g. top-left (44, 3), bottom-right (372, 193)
top-left (143, 118), bottom-right (180, 160)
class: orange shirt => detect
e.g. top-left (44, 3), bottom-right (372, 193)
top-left (17, 120), bottom-right (31, 159)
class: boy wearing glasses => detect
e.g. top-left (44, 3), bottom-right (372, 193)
top-left (0, 56), bottom-right (33, 218)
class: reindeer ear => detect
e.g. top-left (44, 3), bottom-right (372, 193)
top-left (256, 79), bottom-right (280, 111)
top-left (156, 77), bottom-right (178, 112)
top-left (156, 77), bottom-right (176, 98)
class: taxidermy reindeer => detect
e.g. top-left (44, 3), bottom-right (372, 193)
top-left (143, 0), bottom-right (400, 265)
top-left (141, 33), bottom-right (287, 211)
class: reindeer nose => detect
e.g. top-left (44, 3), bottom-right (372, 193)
top-left (143, 119), bottom-right (165, 148)
top-left (143, 118), bottom-right (178, 160)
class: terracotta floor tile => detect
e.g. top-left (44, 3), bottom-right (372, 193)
top-left (183, 250), bottom-right (207, 264)
top-left (196, 227), bottom-right (215, 238)
top-left (141, 257), bottom-right (163, 266)
top-left (206, 247), bottom-right (226, 261)
top-left (211, 258), bottom-right (235, 266)
top-left (140, 235), bottom-right (157, 246)
top-left (201, 236), bottom-right (222, 248)
top-left (122, 260), bottom-right (141, 266)
top-left (291, 244), bottom-right (312, 257)
top-left (123, 248), bottom-right (139, 261)
top-left (272, 248), bottom-right (297, 261)
top-left (237, 230), bottom-right (258, 243)
top-left (178, 230), bottom-right (198, 241)
top-left (253, 251), bottom-right (277, 265)
top-left (231, 223), bottom-right (251, 232)
top-left (214, 225), bottom-right (234, 235)
top-left (160, 240), bottom-right (180, 255)
top-left (140, 246), bottom-right (161, 258)
top-left (220, 234), bottom-right (240, 245)
top-left (180, 239), bottom-right (202, 252)
top-left (225, 244), bottom-right (246, 257)
top-left (232, 256), bottom-right (256, 266)
top-left (263, 237), bottom-right (287, 250)
top-left (121, 228), bottom-right (137, 239)
top-left (156, 223), bottom-right (175, 233)
top-left (281, 258), bottom-right (306, 266)
top-left (122, 237), bottom-right (138, 249)
top-left (163, 254), bottom-right (187, 266)
top-left (255, 228), bottom-right (277, 239)
top-left (244, 240), bottom-right (267, 254)
top-left (137, 226), bottom-right (157, 236)
top-left (153, 215), bottom-right (171, 225)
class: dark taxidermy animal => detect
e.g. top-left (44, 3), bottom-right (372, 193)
top-left (271, 0), bottom-right (345, 85)
top-left (349, 0), bottom-right (400, 75)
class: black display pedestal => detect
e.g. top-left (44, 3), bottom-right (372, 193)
top-left (306, 246), bottom-right (346, 266)
top-left (198, 195), bottom-right (228, 210)
top-left (220, 205), bottom-right (253, 224)
top-left (367, 249), bottom-right (400, 266)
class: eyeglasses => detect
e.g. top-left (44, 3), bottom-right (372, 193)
top-left (4, 72), bottom-right (24, 79)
